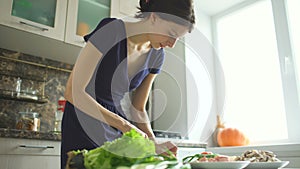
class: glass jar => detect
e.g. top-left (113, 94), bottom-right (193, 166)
top-left (16, 112), bottom-right (40, 131)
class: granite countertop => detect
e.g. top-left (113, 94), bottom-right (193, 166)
top-left (0, 128), bottom-right (61, 141)
top-left (0, 128), bottom-right (207, 148)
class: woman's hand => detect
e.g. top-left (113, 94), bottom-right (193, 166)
top-left (155, 141), bottom-right (178, 157)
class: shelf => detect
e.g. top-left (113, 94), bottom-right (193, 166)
top-left (0, 70), bottom-right (46, 82)
top-left (0, 89), bottom-right (47, 104)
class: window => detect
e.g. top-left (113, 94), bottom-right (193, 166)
top-left (213, 0), bottom-right (300, 144)
top-left (286, 0), bottom-right (300, 103)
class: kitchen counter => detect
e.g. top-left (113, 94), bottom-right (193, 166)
top-left (156, 137), bottom-right (207, 148)
top-left (0, 128), bottom-right (61, 141)
top-left (0, 128), bottom-right (207, 148)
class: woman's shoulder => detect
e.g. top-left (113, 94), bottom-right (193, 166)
top-left (99, 17), bottom-right (119, 25)
top-left (97, 18), bottom-right (124, 30)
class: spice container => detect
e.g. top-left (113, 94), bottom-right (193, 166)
top-left (54, 99), bottom-right (66, 132)
top-left (16, 112), bottom-right (40, 131)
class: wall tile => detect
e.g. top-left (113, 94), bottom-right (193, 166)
top-left (0, 48), bottom-right (73, 132)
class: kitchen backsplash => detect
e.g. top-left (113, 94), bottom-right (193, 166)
top-left (0, 48), bottom-right (73, 132)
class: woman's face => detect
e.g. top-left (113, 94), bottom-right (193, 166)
top-left (147, 14), bottom-right (190, 50)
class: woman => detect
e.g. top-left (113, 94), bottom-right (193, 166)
top-left (61, 0), bottom-right (195, 168)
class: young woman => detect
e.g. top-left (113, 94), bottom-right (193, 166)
top-left (61, 0), bottom-right (195, 168)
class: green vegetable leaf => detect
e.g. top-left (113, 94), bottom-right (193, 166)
top-left (83, 129), bottom-right (156, 169)
top-left (70, 129), bottom-right (185, 169)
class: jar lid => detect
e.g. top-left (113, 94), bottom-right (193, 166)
top-left (58, 100), bottom-right (66, 105)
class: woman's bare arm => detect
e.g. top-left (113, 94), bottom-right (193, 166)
top-left (131, 74), bottom-right (178, 155)
top-left (131, 73), bottom-right (157, 139)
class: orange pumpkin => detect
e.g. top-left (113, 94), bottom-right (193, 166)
top-left (217, 127), bottom-right (250, 147)
top-left (214, 115), bottom-right (250, 147)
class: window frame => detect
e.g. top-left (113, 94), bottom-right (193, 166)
top-left (211, 0), bottom-right (300, 144)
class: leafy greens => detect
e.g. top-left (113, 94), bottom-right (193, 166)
top-left (71, 129), bottom-right (189, 169)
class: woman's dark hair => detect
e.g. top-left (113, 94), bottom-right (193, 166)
top-left (136, 0), bottom-right (195, 32)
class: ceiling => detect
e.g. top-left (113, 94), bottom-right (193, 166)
top-left (196, 0), bottom-right (247, 16)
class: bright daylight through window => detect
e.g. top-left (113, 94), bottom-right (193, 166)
top-left (286, 0), bottom-right (300, 104)
top-left (215, 0), bottom-right (289, 144)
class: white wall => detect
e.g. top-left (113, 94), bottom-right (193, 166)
top-left (194, 9), bottom-right (213, 43)
top-left (185, 6), bottom-right (219, 145)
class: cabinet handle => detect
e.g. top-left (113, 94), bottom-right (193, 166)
top-left (19, 144), bottom-right (54, 149)
top-left (19, 21), bottom-right (49, 31)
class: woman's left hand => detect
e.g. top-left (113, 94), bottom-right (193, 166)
top-left (155, 141), bottom-right (178, 157)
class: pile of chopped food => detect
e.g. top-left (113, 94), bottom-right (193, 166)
top-left (66, 129), bottom-right (190, 169)
top-left (182, 151), bottom-right (234, 163)
top-left (182, 150), bottom-right (282, 164)
top-left (235, 150), bottom-right (281, 162)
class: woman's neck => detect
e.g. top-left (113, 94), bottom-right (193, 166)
top-left (124, 20), bottom-right (151, 53)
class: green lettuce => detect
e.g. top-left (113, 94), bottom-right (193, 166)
top-left (72, 129), bottom-right (190, 169)
top-left (83, 129), bottom-right (157, 169)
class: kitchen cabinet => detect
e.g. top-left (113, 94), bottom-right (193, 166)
top-left (0, 0), bottom-right (112, 64)
top-left (110, 0), bottom-right (139, 19)
top-left (65, 0), bottom-right (111, 47)
top-left (0, 138), bottom-right (60, 169)
top-left (0, 0), bottom-right (111, 47)
top-left (0, 0), bottom-right (67, 41)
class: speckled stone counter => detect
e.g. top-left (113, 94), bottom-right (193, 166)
top-left (0, 128), bottom-right (61, 141)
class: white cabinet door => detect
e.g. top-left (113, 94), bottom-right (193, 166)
top-left (110, 0), bottom-right (139, 20)
top-left (0, 0), bottom-right (67, 41)
top-left (65, 0), bottom-right (111, 47)
top-left (0, 138), bottom-right (60, 155)
top-left (6, 155), bottom-right (59, 169)
top-left (0, 138), bottom-right (60, 169)
top-left (0, 155), bottom-right (8, 169)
